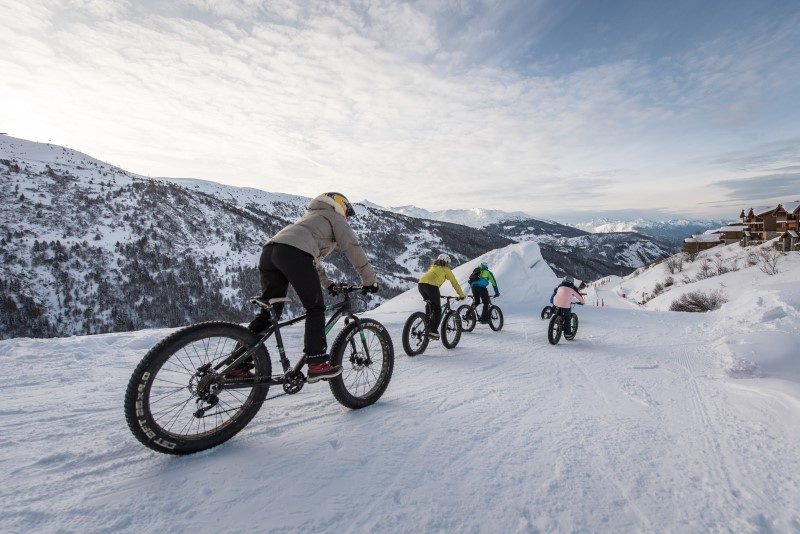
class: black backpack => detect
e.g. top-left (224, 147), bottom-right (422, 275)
top-left (468, 267), bottom-right (481, 283)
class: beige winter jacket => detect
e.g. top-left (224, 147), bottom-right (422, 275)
top-left (269, 199), bottom-right (377, 287)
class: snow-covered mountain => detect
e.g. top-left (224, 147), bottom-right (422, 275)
top-left (0, 136), bottom-right (513, 339)
top-left (388, 204), bottom-right (533, 228)
top-left (1, 135), bottom-right (670, 339)
top-left (378, 204), bottom-right (673, 276)
top-left (381, 204), bottom-right (716, 252)
top-left (572, 218), bottom-right (727, 246)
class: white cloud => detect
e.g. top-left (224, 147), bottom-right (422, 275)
top-left (1, 0), bottom-right (799, 219)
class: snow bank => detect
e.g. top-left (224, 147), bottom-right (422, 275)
top-left (375, 241), bottom-right (558, 315)
top-left (604, 242), bottom-right (800, 384)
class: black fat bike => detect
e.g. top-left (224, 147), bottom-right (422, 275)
top-left (124, 285), bottom-right (394, 455)
top-left (456, 295), bottom-right (504, 332)
top-left (547, 302), bottom-right (582, 345)
top-left (402, 296), bottom-right (463, 356)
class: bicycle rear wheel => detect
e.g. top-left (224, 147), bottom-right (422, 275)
top-left (564, 315), bottom-right (579, 341)
top-left (329, 318), bottom-right (394, 409)
top-left (541, 306), bottom-right (553, 320)
top-left (547, 315), bottom-right (563, 345)
top-left (488, 306), bottom-right (504, 331)
top-left (402, 312), bottom-right (429, 356)
top-left (457, 304), bottom-right (477, 332)
top-left (440, 311), bottom-right (462, 349)
top-left (124, 322), bottom-right (270, 455)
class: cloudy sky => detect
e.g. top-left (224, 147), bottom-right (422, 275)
top-left (2, 0), bottom-right (799, 219)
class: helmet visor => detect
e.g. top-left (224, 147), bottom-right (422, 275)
top-left (326, 192), bottom-right (356, 218)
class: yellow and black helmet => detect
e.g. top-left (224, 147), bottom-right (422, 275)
top-left (314, 192), bottom-right (356, 218)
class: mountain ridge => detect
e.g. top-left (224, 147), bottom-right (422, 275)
top-left (2, 135), bottom-right (670, 338)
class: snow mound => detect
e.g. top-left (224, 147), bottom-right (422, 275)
top-left (375, 241), bottom-right (558, 315)
top-left (600, 242), bottom-right (800, 384)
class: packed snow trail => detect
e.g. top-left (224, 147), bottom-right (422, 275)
top-left (2, 304), bottom-right (800, 532)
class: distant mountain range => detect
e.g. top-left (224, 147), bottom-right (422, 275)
top-left (570, 218), bottom-right (728, 247)
top-left (367, 200), bottom-right (723, 248)
top-left (2, 135), bottom-right (673, 338)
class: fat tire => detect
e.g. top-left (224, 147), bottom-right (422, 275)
top-left (564, 315), bottom-right (579, 341)
top-left (440, 311), bottom-right (462, 349)
top-left (489, 306), bottom-right (504, 331)
top-left (541, 306), bottom-right (553, 320)
top-left (402, 312), bottom-right (429, 356)
top-left (124, 321), bottom-right (270, 455)
top-left (457, 305), bottom-right (477, 332)
top-left (329, 318), bottom-right (394, 409)
top-left (548, 315), bottom-right (563, 345)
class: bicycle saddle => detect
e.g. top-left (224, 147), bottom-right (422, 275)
top-left (249, 296), bottom-right (291, 308)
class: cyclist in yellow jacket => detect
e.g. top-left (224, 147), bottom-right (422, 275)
top-left (418, 254), bottom-right (466, 339)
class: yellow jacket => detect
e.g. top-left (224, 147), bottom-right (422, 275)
top-left (419, 265), bottom-right (466, 298)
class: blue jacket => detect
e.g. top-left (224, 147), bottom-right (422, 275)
top-left (471, 268), bottom-right (498, 293)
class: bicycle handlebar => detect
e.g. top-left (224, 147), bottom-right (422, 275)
top-left (329, 284), bottom-right (365, 294)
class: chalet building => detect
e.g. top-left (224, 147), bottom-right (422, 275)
top-left (682, 201), bottom-right (799, 253)
top-left (683, 233), bottom-right (722, 253)
top-left (777, 230), bottom-right (799, 252)
top-left (761, 204), bottom-right (788, 240)
top-left (713, 223), bottom-right (747, 244)
top-left (781, 202), bottom-right (800, 232)
top-left (743, 208), bottom-right (765, 243)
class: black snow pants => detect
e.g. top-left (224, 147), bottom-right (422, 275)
top-left (555, 306), bottom-right (573, 336)
top-left (247, 243), bottom-right (327, 362)
top-left (418, 283), bottom-right (441, 332)
top-left (472, 285), bottom-right (491, 321)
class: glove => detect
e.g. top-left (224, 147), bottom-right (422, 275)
top-left (494, 292), bottom-right (500, 298)
top-left (457, 296), bottom-right (465, 301)
top-left (327, 283), bottom-right (340, 296)
top-left (362, 282), bottom-right (379, 294)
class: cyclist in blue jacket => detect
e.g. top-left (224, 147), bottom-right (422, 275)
top-left (468, 262), bottom-right (499, 323)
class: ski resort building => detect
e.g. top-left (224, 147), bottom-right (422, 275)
top-left (737, 203), bottom-right (800, 248)
top-left (777, 230), bottom-right (800, 252)
top-left (683, 233), bottom-right (722, 253)
top-left (683, 202), bottom-right (800, 253)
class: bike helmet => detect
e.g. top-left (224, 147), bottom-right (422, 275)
top-left (563, 276), bottom-right (574, 284)
top-left (314, 192), bottom-right (356, 218)
top-left (436, 253), bottom-right (451, 266)
top-left (479, 262), bottom-right (488, 270)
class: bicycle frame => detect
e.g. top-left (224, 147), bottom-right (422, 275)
top-left (214, 292), bottom-right (367, 389)
top-left (465, 294), bottom-right (496, 308)
top-left (425, 296), bottom-right (460, 318)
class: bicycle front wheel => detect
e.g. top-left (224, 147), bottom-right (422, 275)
top-left (329, 318), bottom-right (394, 409)
top-left (489, 306), bottom-right (504, 331)
top-left (457, 304), bottom-right (477, 332)
top-left (547, 315), bottom-right (563, 345)
top-left (440, 311), bottom-right (462, 349)
top-left (124, 321), bottom-right (270, 455)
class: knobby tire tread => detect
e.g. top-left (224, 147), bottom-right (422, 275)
top-left (124, 321), bottom-right (270, 455)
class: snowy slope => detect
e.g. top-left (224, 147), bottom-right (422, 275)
top-left (2, 241), bottom-right (800, 532)
top-left (591, 242), bottom-right (800, 385)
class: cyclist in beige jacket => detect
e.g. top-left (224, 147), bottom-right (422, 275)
top-left (240, 192), bottom-right (378, 383)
